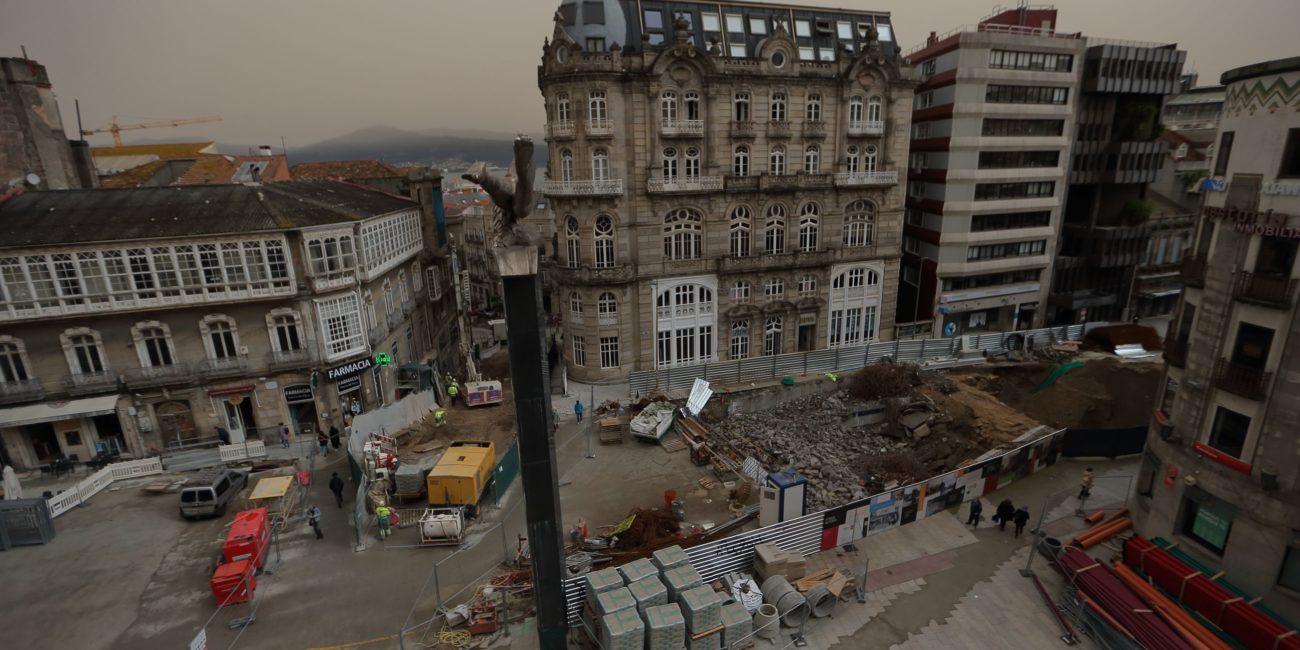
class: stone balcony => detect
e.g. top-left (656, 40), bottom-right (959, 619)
top-left (549, 264), bottom-right (635, 286)
top-left (731, 122), bottom-right (757, 139)
top-left (198, 355), bottom-right (250, 380)
top-left (542, 179), bottom-right (625, 197)
top-left (1213, 359), bottom-right (1271, 401)
top-left (659, 119), bottom-right (704, 137)
top-left (848, 120), bottom-right (885, 136)
top-left (718, 249), bottom-right (832, 273)
top-left (63, 371), bottom-right (120, 396)
top-left (123, 363), bottom-right (194, 390)
top-left (647, 176), bottom-right (724, 194)
top-left (586, 118), bottom-right (614, 138)
top-left (268, 349), bottom-right (315, 371)
top-left (767, 121), bottom-right (793, 138)
top-left (835, 171), bottom-right (899, 187)
top-left (758, 173), bottom-right (833, 192)
top-left (1233, 271), bottom-right (1296, 309)
top-left (725, 176), bottom-right (759, 192)
top-left (545, 121), bottom-right (576, 139)
top-left (0, 377), bottom-right (45, 405)
top-left (802, 121), bottom-right (828, 140)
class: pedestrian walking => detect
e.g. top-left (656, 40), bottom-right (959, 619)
top-left (966, 499), bottom-right (983, 528)
top-left (329, 472), bottom-right (346, 509)
top-left (317, 431), bottom-right (329, 455)
top-left (278, 422), bottom-right (290, 449)
top-left (375, 503), bottom-right (392, 539)
top-left (1013, 506), bottom-right (1031, 538)
top-left (1079, 467), bottom-right (1095, 501)
top-left (447, 381), bottom-right (459, 407)
top-left (329, 424), bottom-right (341, 451)
top-left (308, 505), bottom-right (323, 540)
top-left (434, 408), bottom-right (447, 427)
top-left (574, 399), bottom-right (585, 423)
top-left (995, 499), bottom-right (1015, 532)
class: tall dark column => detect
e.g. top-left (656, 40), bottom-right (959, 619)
top-left (497, 247), bottom-right (566, 647)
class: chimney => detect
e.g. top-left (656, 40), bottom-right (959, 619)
top-left (258, 145), bottom-right (273, 157)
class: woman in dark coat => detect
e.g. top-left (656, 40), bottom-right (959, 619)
top-left (995, 499), bottom-right (1015, 532)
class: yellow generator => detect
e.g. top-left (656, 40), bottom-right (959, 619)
top-left (426, 441), bottom-right (496, 514)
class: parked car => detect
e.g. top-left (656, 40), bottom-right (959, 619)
top-left (179, 468), bottom-right (247, 519)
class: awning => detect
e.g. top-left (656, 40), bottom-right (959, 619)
top-left (0, 394), bottom-right (120, 429)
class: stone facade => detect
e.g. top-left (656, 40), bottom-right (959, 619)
top-left (539, 8), bottom-right (916, 383)
top-left (1, 57), bottom-right (89, 191)
top-left (1134, 57), bottom-right (1300, 624)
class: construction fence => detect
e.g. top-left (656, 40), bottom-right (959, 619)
top-left (628, 324), bottom-right (1088, 395)
top-left (45, 457), bottom-right (165, 518)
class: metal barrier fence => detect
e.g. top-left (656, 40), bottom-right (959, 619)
top-left (629, 324), bottom-right (1085, 394)
top-left (46, 457), bottom-right (165, 517)
top-left (218, 440), bottom-right (268, 462)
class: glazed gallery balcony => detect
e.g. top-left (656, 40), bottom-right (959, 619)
top-left (542, 179), bottom-right (625, 197)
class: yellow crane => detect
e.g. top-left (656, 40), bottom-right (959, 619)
top-left (82, 115), bottom-right (223, 147)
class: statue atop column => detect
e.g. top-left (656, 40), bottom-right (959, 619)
top-left (461, 136), bottom-right (540, 248)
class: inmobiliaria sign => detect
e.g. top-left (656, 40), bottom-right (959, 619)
top-left (1203, 206), bottom-right (1300, 239)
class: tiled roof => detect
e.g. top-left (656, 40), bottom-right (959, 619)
top-left (99, 159), bottom-right (169, 189)
top-left (174, 156), bottom-right (237, 185)
top-left (290, 160), bottom-right (405, 180)
top-left (89, 142), bottom-right (217, 158)
top-left (0, 181), bottom-right (416, 249)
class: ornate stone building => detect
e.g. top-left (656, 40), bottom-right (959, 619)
top-left (539, 0), bottom-right (916, 382)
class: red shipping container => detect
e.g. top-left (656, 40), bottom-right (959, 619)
top-left (223, 508), bottom-right (270, 568)
top-left (210, 559), bottom-right (255, 606)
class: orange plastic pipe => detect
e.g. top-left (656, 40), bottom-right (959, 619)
top-left (1074, 517), bottom-right (1132, 548)
top-left (1080, 592), bottom-right (1137, 641)
top-left (1112, 562), bottom-right (1230, 650)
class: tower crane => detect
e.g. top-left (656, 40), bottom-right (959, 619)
top-left (82, 115), bottom-right (223, 147)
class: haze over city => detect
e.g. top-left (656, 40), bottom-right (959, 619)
top-left (3, 0), bottom-right (1296, 149)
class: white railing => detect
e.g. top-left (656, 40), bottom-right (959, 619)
top-left (542, 179), bottom-right (625, 196)
top-left (647, 176), bottom-right (724, 193)
top-left (47, 457), bottom-right (165, 518)
top-left (836, 171), bottom-right (899, 186)
top-left (546, 121), bottom-right (576, 138)
top-left (598, 313), bottom-right (617, 325)
top-left (218, 440), bottom-right (268, 462)
top-left (903, 22), bottom-right (1080, 57)
top-left (586, 118), bottom-right (614, 136)
top-left (848, 120), bottom-right (885, 135)
top-left (660, 119), bottom-right (704, 136)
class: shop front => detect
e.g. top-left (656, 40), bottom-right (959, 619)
top-left (206, 384), bottom-right (260, 444)
top-left (282, 383), bottom-right (319, 436)
top-left (326, 356), bottom-right (375, 425)
top-left (0, 395), bottom-right (126, 470)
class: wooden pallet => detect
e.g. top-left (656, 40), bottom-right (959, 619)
top-left (597, 417), bottom-right (626, 444)
top-left (660, 435), bottom-right (688, 453)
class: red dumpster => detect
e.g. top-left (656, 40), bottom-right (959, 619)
top-left (223, 507), bottom-right (270, 568)
top-left (211, 559), bottom-right (255, 606)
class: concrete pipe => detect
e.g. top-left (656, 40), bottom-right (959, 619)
top-left (806, 584), bottom-right (836, 618)
top-left (761, 575), bottom-right (809, 628)
top-left (754, 604), bottom-right (779, 640)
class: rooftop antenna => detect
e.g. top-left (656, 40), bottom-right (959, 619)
top-left (21, 45), bottom-right (28, 59)
top-left (75, 99), bottom-right (85, 140)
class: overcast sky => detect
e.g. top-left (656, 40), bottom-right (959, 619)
top-left (4, 0), bottom-right (1296, 149)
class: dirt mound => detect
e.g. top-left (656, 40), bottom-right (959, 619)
top-left (611, 508), bottom-right (680, 552)
top-left (954, 356), bottom-right (1161, 430)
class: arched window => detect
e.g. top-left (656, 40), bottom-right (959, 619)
top-left (569, 292), bottom-right (583, 315)
top-left (654, 281), bottom-right (717, 368)
top-left (770, 92), bottom-right (787, 121)
top-left (662, 146), bottom-right (679, 180)
top-left (684, 91), bottom-right (701, 121)
top-left (864, 144), bottom-right (878, 173)
top-left (729, 206), bottom-right (752, 257)
top-left (806, 93), bottom-right (822, 122)
top-left (804, 144), bottom-right (820, 174)
top-left (597, 292), bottom-right (618, 324)
top-left (556, 92), bottom-right (572, 123)
top-left (765, 205), bottom-right (786, 254)
top-left (201, 315), bottom-right (240, 359)
top-left (592, 148), bottom-right (610, 181)
top-left (849, 95), bottom-right (864, 125)
top-left (663, 208), bottom-right (703, 260)
top-left (268, 310), bottom-right (304, 353)
top-left (846, 145), bottom-right (860, 174)
top-left (62, 329), bottom-right (107, 375)
top-left (0, 337), bottom-right (32, 383)
top-left (560, 148), bottom-right (574, 182)
top-left (593, 215), bottom-right (616, 268)
top-left (565, 217), bottom-right (581, 268)
top-left (684, 146), bottom-right (701, 179)
top-left (734, 91), bottom-right (751, 122)
top-left (589, 90), bottom-right (607, 122)
top-left (133, 322), bottom-right (175, 367)
top-left (828, 266), bottom-right (883, 347)
top-left (730, 320), bottom-right (750, 360)
top-left (798, 203), bottom-right (819, 252)
top-left (763, 316), bottom-right (783, 356)
top-left (843, 200), bottom-right (877, 247)
top-left (733, 145), bottom-right (750, 177)
top-left (770, 145), bottom-right (786, 176)
top-left (732, 281), bottom-right (751, 302)
top-left (661, 90), bottom-right (679, 123)
top-left (867, 95), bottom-right (883, 123)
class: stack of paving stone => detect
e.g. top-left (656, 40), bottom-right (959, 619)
top-left (601, 607), bottom-right (647, 650)
top-left (680, 585), bottom-right (723, 649)
top-left (719, 601), bottom-right (754, 648)
top-left (583, 567), bottom-right (627, 630)
top-left (662, 564), bottom-right (703, 601)
top-left (629, 575), bottom-right (669, 614)
top-left (751, 543), bottom-right (806, 582)
top-left (643, 602), bottom-right (686, 650)
top-left (652, 545), bottom-right (690, 572)
top-left (619, 558), bottom-right (659, 585)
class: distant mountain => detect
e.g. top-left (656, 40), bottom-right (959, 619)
top-left (276, 125), bottom-right (548, 168)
